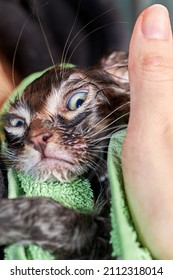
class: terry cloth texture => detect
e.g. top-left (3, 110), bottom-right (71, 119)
top-left (108, 129), bottom-right (152, 260)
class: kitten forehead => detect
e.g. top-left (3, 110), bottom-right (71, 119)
top-left (46, 87), bottom-right (63, 116)
top-left (45, 77), bottom-right (86, 116)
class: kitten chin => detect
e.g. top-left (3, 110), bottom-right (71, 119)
top-left (13, 145), bottom-right (89, 183)
top-left (27, 162), bottom-right (85, 183)
top-left (14, 159), bottom-right (85, 183)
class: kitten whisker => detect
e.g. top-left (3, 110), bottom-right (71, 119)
top-left (62, 7), bottom-right (115, 71)
top-left (33, 1), bottom-right (58, 80)
top-left (12, 18), bottom-right (30, 90)
top-left (89, 146), bottom-right (109, 150)
top-left (60, 0), bottom-right (82, 77)
top-left (87, 124), bottom-right (127, 141)
top-left (87, 165), bottom-right (107, 206)
top-left (87, 112), bottom-right (129, 139)
top-left (86, 154), bottom-right (107, 173)
top-left (87, 161), bottom-right (105, 185)
top-left (12, 1), bottom-right (49, 89)
top-left (83, 101), bottom-right (130, 136)
top-left (66, 21), bottom-right (128, 68)
top-left (89, 130), bottom-right (120, 145)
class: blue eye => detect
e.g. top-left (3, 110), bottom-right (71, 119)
top-left (9, 118), bottom-right (25, 128)
top-left (67, 89), bottom-right (88, 111)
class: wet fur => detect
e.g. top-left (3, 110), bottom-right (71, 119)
top-left (4, 64), bottom-right (129, 181)
top-left (0, 51), bottom-right (130, 259)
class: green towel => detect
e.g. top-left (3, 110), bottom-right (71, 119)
top-left (108, 129), bottom-right (152, 259)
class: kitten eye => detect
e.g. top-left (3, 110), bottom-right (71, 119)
top-left (9, 118), bottom-right (25, 128)
top-left (67, 89), bottom-right (88, 111)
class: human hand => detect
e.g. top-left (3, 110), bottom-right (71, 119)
top-left (122, 4), bottom-right (173, 259)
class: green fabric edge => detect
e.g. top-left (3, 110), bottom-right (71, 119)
top-left (1, 70), bottom-right (46, 116)
top-left (108, 129), bottom-right (152, 260)
top-left (5, 245), bottom-right (28, 260)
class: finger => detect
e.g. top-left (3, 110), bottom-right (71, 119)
top-left (123, 5), bottom-right (173, 259)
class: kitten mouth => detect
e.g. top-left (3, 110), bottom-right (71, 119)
top-left (29, 156), bottom-right (79, 182)
top-left (42, 149), bottom-right (75, 166)
top-left (42, 156), bottom-right (74, 166)
top-left (25, 149), bottom-right (82, 182)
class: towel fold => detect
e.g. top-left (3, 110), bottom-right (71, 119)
top-left (108, 129), bottom-right (152, 259)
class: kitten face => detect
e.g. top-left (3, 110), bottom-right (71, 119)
top-left (3, 66), bottom-right (129, 182)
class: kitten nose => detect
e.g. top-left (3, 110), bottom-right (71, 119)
top-left (30, 132), bottom-right (53, 149)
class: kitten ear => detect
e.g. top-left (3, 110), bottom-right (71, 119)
top-left (99, 51), bottom-right (129, 91)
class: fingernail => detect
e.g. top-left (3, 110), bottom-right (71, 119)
top-left (142, 4), bottom-right (170, 40)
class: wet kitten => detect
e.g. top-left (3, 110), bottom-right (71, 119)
top-left (0, 51), bottom-right (130, 259)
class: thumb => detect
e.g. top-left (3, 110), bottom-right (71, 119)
top-left (122, 5), bottom-right (173, 259)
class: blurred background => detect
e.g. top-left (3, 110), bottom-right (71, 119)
top-left (117, 0), bottom-right (173, 50)
top-left (0, 0), bottom-right (173, 77)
